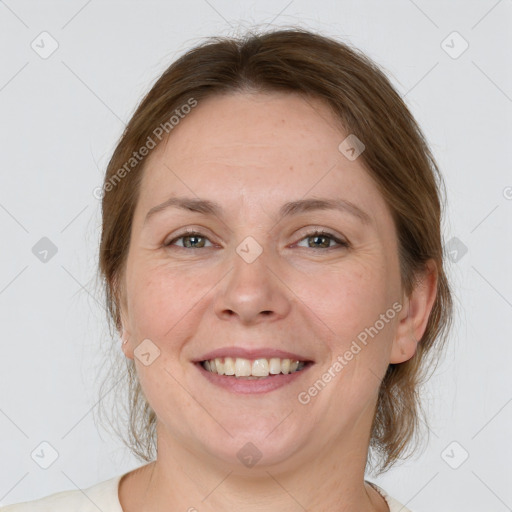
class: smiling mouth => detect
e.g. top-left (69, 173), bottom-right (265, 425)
top-left (199, 357), bottom-right (311, 379)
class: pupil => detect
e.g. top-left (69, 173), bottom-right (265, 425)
top-left (186, 236), bottom-right (203, 248)
top-left (310, 235), bottom-right (328, 248)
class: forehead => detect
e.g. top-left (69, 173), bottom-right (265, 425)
top-left (135, 92), bottom-right (389, 224)
top-left (148, 92), bottom-right (345, 169)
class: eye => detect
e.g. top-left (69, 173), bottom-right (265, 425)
top-left (164, 228), bottom-right (349, 251)
top-left (164, 230), bottom-right (213, 249)
top-left (295, 229), bottom-right (349, 250)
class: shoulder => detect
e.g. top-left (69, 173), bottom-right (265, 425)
top-left (366, 481), bottom-right (413, 512)
top-left (0, 474), bottom-right (124, 512)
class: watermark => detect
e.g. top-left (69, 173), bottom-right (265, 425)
top-left (93, 97), bottom-right (198, 200)
top-left (236, 236), bottom-right (263, 264)
top-left (297, 301), bottom-right (403, 405)
top-left (237, 441), bottom-right (263, 468)
top-left (440, 31), bottom-right (469, 60)
top-left (32, 236), bottom-right (58, 263)
top-left (338, 134), bottom-right (365, 161)
top-left (134, 338), bottom-right (161, 366)
top-left (445, 236), bottom-right (468, 263)
top-left (441, 441), bottom-right (469, 469)
top-left (31, 31), bottom-right (59, 59)
top-left (31, 441), bottom-right (59, 469)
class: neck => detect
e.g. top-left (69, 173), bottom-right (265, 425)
top-left (120, 420), bottom-right (388, 512)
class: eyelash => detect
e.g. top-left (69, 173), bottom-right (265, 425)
top-left (164, 228), bottom-right (350, 251)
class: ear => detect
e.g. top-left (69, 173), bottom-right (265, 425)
top-left (120, 324), bottom-right (134, 360)
top-left (114, 273), bottom-right (134, 360)
top-left (390, 259), bottom-right (438, 364)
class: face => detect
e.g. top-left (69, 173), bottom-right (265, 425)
top-left (119, 92), bottom-right (411, 471)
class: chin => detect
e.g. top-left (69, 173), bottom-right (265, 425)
top-left (195, 424), bottom-right (308, 471)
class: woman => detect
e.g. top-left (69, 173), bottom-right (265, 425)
top-left (3, 27), bottom-right (452, 512)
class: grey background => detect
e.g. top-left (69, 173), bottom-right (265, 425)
top-left (1, 1), bottom-right (511, 510)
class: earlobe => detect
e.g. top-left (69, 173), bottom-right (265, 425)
top-left (390, 260), bottom-right (438, 364)
top-left (389, 300), bottom-right (418, 364)
top-left (120, 326), bottom-right (135, 360)
top-left (119, 304), bottom-right (134, 360)
top-left (115, 273), bottom-right (134, 360)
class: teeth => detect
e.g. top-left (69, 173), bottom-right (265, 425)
top-left (216, 359), bottom-right (225, 375)
top-left (235, 358), bottom-right (251, 376)
top-left (269, 358), bottom-right (281, 374)
top-left (224, 357), bottom-right (235, 375)
top-left (201, 357), bottom-right (306, 377)
top-left (252, 358), bottom-right (269, 377)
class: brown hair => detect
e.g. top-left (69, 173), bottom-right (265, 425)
top-left (97, 27), bottom-right (453, 474)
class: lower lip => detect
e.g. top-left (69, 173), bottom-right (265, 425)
top-left (194, 362), bottom-right (313, 394)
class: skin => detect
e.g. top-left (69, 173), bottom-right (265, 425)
top-left (117, 92), bottom-right (438, 512)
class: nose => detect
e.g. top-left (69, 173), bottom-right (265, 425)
top-left (213, 246), bottom-right (291, 325)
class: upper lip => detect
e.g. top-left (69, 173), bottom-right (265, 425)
top-left (193, 347), bottom-right (314, 363)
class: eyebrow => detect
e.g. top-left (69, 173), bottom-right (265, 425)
top-left (144, 196), bottom-right (371, 226)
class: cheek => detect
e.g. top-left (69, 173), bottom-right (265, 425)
top-left (125, 260), bottom-right (210, 341)
top-left (308, 268), bottom-right (394, 395)
top-left (306, 256), bottom-right (398, 392)
top-left (303, 258), bottom-right (391, 337)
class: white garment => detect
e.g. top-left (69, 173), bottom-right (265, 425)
top-left (1, 474), bottom-right (412, 511)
